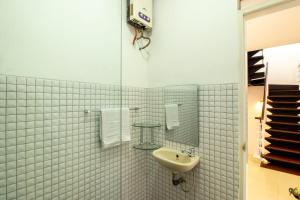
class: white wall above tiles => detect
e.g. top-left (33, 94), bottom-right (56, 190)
top-left (0, 0), bottom-right (151, 88)
top-left (0, 0), bottom-right (121, 84)
top-left (147, 0), bottom-right (241, 87)
top-left (0, 0), bottom-right (242, 88)
top-left (121, 2), bottom-right (149, 88)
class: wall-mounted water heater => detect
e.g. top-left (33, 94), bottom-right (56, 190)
top-left (127, 0), bottom-right (153, 30)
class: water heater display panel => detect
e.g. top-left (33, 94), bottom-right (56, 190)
top-left (128, 0), bottom-right (152, 30)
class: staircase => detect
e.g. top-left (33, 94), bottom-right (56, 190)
top-left (262, 84), bottom-right (300, 175)
top-left (248, 49), bottom-right (266, 86)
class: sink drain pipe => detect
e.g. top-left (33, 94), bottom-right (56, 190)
top-left (172, 173), bottom-right (186, 185)
top-left (172, 172), bottom-right (195, 193)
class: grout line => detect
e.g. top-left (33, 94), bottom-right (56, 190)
top-left (15, 79), bottom-right (18, 199)
top-left (50, 80), bottom-right (53, 200)
top-left (34, 79), bottom-right (37, 199)
top-left (43, 79), bottom-right (46, 200)
top-left (5, 76), bottom-right (8, 200)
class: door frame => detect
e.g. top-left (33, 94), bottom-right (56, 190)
top-left (238, 0), bottom-right (300, 199)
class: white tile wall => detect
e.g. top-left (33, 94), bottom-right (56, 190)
top-left (0, 74), bottom-right (240, 200)
top-left (0, 75), bottom-right (148, 200)
top-left (146, 84), bottom-right (240, 200)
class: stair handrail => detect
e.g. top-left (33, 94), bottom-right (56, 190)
top-left (261, 62), bottom-right (269, 121)
top-left (254, 64), bottom-right (268, 121)
top-left (254, 61), bottom-right (268, 160)
top-left (260, 62), bottom-right (269, 160)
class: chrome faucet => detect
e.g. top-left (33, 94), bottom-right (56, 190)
top-left (181, 148), bottom-right (195, 157)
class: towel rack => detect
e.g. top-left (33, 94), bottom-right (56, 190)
top-left (166, 104), bottom-right (183, 106)
top-left (84, 107), bottom-right (140, 114)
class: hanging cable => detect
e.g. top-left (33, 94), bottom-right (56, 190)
top-left (136, 29), bottom-right (151, 50)
top-left (132, 28), bottom-right (138, 46)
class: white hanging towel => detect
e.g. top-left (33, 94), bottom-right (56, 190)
top-left (100, 108), bottom-right (131, 149)
top-left (101, 108), bottom-right (121, 148)
top-left (165, 104), bottom-right (180, 130)
top-left (121, 108), bottom-right (131, 142)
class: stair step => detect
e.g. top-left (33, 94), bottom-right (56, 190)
top-left (269, 84), bottom-right (299, 91)
top-left (267, 114), bottom-right (300, 123)
top-left (249, 78), bottom-right (265, 86)
top-left (266, 121), bottom-right (300, 127)
top-left (268, 100), bottom-right (300, 106)
top-left (268, 108), bottom-right (300, 111)
top-left (248, 49), bottom-right (262, 57)
top-left (268, 96), bottom-right (300, 102)
top-left (267, 114), bottom-right (300, 119)
top-left (268, 95), bottom-right (300, 98)
top-left (249, 64), bottom-right (265, 75)
top-left (269, 90), bottom-right (300, 95)
top-left (268, 102), bottom-right (300, 108)
top-left (262, 153), bottom-right (300, 166)
top-left (268, 100), bottom-right (300, 105)
top-left (266, 122), bottom-right (300, 132)
top-left (250, 72), bottom-right (265, 80)
top-left (267, 108), bottom-right (300, 115)
top-left (265, 145), bottom-right (300, 155)
top-left (265, 129), bottom-right (300, 136)
top-left (265, 137), bottom-right (300, 145)
top-left (260, 162), bottom-right (300, 176)
top-left (248, 55), bottom-right (264, 66)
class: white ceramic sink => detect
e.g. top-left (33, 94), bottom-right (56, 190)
top-left (152, 147), bottom-right (200, 173)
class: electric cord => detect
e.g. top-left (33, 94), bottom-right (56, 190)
top-left (135, 29), bottom-right (151, 50)
top-left (132, 28), bottom-right (138, 45)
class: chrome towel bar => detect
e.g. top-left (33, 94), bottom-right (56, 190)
top-left (84, 107), bottom-right (140, 114)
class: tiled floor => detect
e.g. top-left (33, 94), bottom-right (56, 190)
top-left (247, 157), bottom-right (299, 200)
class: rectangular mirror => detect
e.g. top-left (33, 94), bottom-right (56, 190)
top-left (164, 85), bottom-right (199, 146)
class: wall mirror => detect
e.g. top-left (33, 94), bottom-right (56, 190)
top-left (164, 85), bottom-right (199, 146)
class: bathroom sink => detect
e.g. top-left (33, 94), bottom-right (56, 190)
top-left (152, 147), bottom-right (200, 173)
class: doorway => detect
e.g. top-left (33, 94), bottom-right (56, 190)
top-left (240, 1), bottom-right (300, 200)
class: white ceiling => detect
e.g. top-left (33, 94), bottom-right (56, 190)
top-left (246, 5), bottom-right (300, 51)
top-left (241, 0), bottom-right (269, 8)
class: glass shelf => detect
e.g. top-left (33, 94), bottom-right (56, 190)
top-left (132, 122), bottom-right (161, 128)
top-left (133, 143), bottom-right (161, 150)
top-left (132, 122), bottom-right (161, 150)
